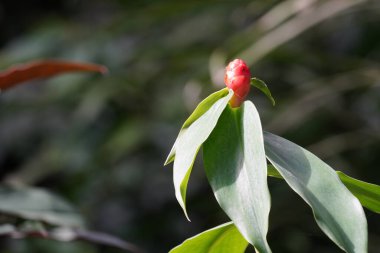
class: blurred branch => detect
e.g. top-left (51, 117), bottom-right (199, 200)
top-left (74, 229), bottom-right (144, 253)
top-left (307, 128), bottom-right (379, 158)
top-left (255, 0), bottom-right (318, 32)
top-left (237, 0), bottom-right (367, 65)
top-left (211, 0), bottom-right (318, 86)
top-left (210, 0), bottom-right (364, 86)
top-left (266, 67), bottom-right (380, 134)
top-left (0, 225), bottom-right (144, 253)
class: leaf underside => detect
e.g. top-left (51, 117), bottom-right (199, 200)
top-left (203, 101), bottom-right (272, 253)
top-left (264, 132), bottom-right (368, 253)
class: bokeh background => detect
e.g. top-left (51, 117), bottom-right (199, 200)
top-left (0, 0), bottom-right (379, 252)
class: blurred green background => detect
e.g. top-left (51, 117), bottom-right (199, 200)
top-left (0, 0), bottom-right (379, 252)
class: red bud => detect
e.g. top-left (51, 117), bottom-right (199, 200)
top-left (224, 59), bottom-right (251, 107)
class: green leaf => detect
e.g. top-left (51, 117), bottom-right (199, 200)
top-left (267, 164), bottom-right (283, 179)
top-left (172, 89), bottom-right (233, 220)
top-left (169, 222), bottom-right (248, 253)
top-left (0, 186), bottom-right (84, 227)
top-left (250, 78), bottom-right (275, 106)
top-left (204, 101), bottom-right (272, 253)
top-left (264, 132), bottom-right (367, 253)
top-left (337, 171), bottom-right (380, 214)
top-left (164, 88), bottom-right (230, 165)
top-left (267, 166), bottom-right (380, 214)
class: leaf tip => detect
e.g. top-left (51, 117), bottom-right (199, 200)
top-left (185, 213), bottom-right (191, 222)
top-left (180, 202), bottom-right (191, 222)
top-left (175, 190), bottom-right (191, 221)
top-left (164, 152), bottom-right (175, 166)
top-left (98, 66), bottom-right (109, 75)
top-left (250, 77), bottom-right (276, 106)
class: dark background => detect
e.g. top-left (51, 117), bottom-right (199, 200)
top-left (0, 0), bottom-right (379, 252)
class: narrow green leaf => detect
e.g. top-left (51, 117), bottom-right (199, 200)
top-left (204, 101), bottom-right (272, 253)
top-left (250, 78), bottom-right (275, 106)
top-left (170, 222), bottom-right (248, 253)
top-left (267, 166), bottom-right (380, 214)
top-left (173, 89), bottom-right (233, 220)
top-left (0, 186), bottom-right (84, 227)
top-left (264, 132), bottom-right (367, 253)
top-left (337, 171), bottom-right (380, 214)
top-left (164, 88), bottom-right (230, 165)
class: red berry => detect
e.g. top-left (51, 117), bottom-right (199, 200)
top-left (224, 59), bottom-right (251, 107)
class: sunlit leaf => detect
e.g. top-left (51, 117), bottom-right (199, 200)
top-left (170, 222), bottom-right (248, 253)
top-left (0, 186), bottom-right (84, 227)
top-left (250, 78), bottom-right (275, 106)
top-left (204, 101), bottom-right (272, 253)
top-left (171, 89), bottom-right (233, 219)
top-left (0, 60), bottom-right (108, 91)
top-left (164, 88), bottom-right (230, 165)
top-left (337, 171), bottom-right (380, 214)
top-left (264, 132), bottom-right (367, 253)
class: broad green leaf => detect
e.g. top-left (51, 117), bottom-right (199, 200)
top-left (337, 171), bottom-right (380, 214)
top-left (164, 88), bottom-right (230, 165)
top-left (267, 166), bottom-right (380, 214)
top-left (170, 222), bottom-right (248, 253)
top-left (264, 132), bottom-right (367, 253)
top-left (250, 78), bottom-right (275, 106)
top-left (204, 101), bottom-right (272, 253)
top-left (0, 186), bottom-right (84, 227)
top-left (173, 89), bottom-right (233, 219)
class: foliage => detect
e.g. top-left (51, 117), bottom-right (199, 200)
top-left (0, 60), bottom-right (139, 252)
top-left (203, 101), bottom-right (271, 252)
top-left (265, 131), bottom-right (367, 252)
top-left (268, 165), bottom-right (380, 214)
top-left (0, 60), bottom-right (107, 91)
top-left (167, 84), bottom-right (378, 252)
top-left (169, 222), bottom-right (247, 253)
top-left (0, 1), bottom-right (379, 252)
top-left (250, 78), bottom-right (275, 106)
top-left (0, 186), bottom-right (83, 227)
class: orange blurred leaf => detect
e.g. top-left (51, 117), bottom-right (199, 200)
top-left (0, 60), bottom-right (108, 91)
